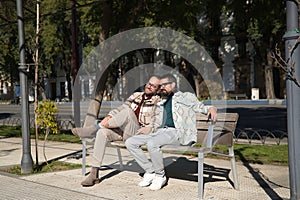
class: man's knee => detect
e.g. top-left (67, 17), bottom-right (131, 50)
top-left (125, 137), bottom-right (133, 148)
top-left (146, 140), bottom-right (159, 152)
top-left (96, 128), bottom-right (110, 139)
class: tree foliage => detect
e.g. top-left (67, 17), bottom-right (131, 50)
top-left (1, 0), bottom-right (38, 89)
top-left (0, 0), bottom-right (288, 99)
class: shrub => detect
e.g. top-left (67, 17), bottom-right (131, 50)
top-left (36, 100), bottom-right (58, 134)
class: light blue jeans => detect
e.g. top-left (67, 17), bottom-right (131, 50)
top-left (125, 127), bottom-right (180, 177)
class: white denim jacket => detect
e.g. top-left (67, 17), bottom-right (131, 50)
top-left (159, 91), bottom-right (213, 145)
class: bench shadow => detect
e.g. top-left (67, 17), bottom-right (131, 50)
top-left (105, 156), bottom-right (234, 187)
top-left (164, 156), bottom-right (232, 185)
top-left (99, 166), bottom-right (122, 182)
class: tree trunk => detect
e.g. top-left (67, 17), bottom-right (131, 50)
top-left (83, 0), bottom-right (112, 127)
top-left (193, 75), bottom-right (201, 98)
top-left (38, 76), bottom-right (47, 100)
top-left (265, 50), bottom-right (275, 99)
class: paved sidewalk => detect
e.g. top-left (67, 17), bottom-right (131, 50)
top-left (0, 137), bottom-right (290, 200)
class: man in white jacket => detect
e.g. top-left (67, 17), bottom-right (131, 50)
top-left (125, 74), bottom-right (217, 191)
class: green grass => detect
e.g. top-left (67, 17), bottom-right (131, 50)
top-left (0, 125), bottom-right (81, 143)
top-left (214, 144), bottom-right (288, 166)
top-left (2, 161), bottom-right (82, 175)
top-left (0, 125), bottom-right (23, 137)
top-left (0, 125), bottom-right (289, 167)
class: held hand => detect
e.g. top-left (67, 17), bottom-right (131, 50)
top-left (136, 127), bottom-right (152, 135)
top-left (100, 115), bottom-right (112, 127)
top-left (207, 107), bottom-right (217, 122)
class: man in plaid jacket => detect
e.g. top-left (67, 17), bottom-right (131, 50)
top-left (72, 75), bottom-right (161, 187)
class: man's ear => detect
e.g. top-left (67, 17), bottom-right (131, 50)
top-left (171, 82), bottom-right (176, 88)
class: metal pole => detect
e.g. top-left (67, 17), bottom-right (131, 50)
top-left (284, 1), bottom-right (300, 199)
top-left (71, 0), bottom-right (81, 127)
top-left (16, 0), bottom-right (33, 173)
top-left (34, 0), bottom-right (40, 168)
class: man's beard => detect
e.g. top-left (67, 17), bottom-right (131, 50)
top-left (144, 87), bottom-right (155, 97)
top-left (145, 92), bottom-right (155, 97)
top-left (158, 90), bottom-right (170, 99)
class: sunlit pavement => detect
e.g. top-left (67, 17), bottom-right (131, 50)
top-left (0, 137), bottom-right (290, 200)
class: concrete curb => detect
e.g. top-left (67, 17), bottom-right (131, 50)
top-left (203, 99), bottom-right (286, 105)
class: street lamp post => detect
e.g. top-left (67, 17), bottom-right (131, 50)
top-left (16, 0), bottom-right (33, 173)
top-left (284, 1), bottom-right (300, 199)
top-left (71, 0), bottom-right (81, 127)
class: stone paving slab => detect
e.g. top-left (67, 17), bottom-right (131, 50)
top-left (0, 172), bottom-right (107, 200)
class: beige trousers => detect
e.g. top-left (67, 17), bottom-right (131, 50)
top-left (92, 106), bottom-right (139, 167)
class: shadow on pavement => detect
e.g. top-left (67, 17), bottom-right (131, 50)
top-left (105, 154), bottom-right (286, 199)
top-left (106, 156), bottom-right (234, 188)
top-left (235, 150), bottom-right (283, 200)
top-left (0, 148), bottom-right (19, 157)
top-left (164, 156), bottom-right (232, 185)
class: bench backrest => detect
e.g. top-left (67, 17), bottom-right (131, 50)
top-left (98, 101), bottom-right (238, 147)
top-left (196, 113), bottom-right (239, 147)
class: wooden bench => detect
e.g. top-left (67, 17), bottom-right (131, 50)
top-left (81, 103), bottom-right (239, 199)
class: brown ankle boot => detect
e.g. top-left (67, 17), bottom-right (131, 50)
top-left (81, 167), bottom-right (100, 187)
top-left (71, 125), bottom-right (98, 139)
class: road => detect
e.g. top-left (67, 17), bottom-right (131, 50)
top-left (223, 104), bottom-right (287, 132)
top-left (0, 102), bottom-right (287, 133)
top-left (0, 102), bottom-right (90, 121)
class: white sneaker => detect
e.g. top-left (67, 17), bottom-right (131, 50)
top-left (138, 173), bottom-right (155, 187)
top-left (149, 176), bottom-right (167, 190)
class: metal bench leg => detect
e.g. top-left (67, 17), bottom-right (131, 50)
top-left (229, 146), bottom-right (239, 190)
top-left (82, 139), bottom-right (87, 176)
top-left (116, 147), bottom-right (124, 171)
top-left (198, 152), bottom-right (204, 199)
